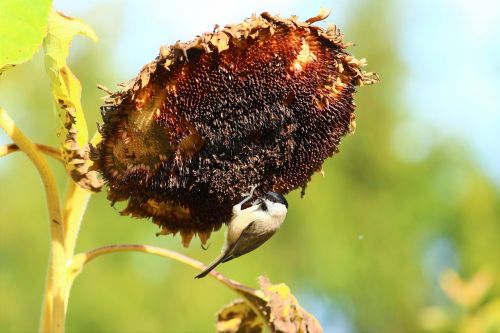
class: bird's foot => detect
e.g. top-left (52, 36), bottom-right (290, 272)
top-left (233, 184), bottom-right (259, 213)
top-left (241, 184), bottom-right (258, 200)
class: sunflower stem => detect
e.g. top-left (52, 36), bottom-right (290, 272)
top-left (0, 107), bottom-right (66, 333)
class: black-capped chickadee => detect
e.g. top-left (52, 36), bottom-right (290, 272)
top-left (195, 185), bottom-right (288, 278)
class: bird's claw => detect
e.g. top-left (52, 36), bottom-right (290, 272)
top-left (234, 184), bottom-right (260, 212)
top-left (241, 184), bottom-right (259, 199)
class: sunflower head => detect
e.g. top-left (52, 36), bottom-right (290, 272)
top-left (92, 9), bottom-right (379, 247)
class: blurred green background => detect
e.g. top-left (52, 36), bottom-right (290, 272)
top-left (1, 0), bottom-right (499, 332)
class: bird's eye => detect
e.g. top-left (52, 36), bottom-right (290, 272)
top-left (260, 201), bottom-right (268, 211)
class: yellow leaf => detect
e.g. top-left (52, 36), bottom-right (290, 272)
top-left (461, 298), bottom-right (500, 333)
top-left (440, 269), bottom-right (493, 309)
top-left (43, 10), bottom-right (102, 191)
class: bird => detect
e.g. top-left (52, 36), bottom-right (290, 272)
top-left (195, 185), bottom-right (288, 278)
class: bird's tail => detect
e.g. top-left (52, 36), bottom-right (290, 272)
top-left (195, 254), bottom-right (225, 279)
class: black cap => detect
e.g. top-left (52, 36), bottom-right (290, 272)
top-left (264, 192), bottom-right (288, 208)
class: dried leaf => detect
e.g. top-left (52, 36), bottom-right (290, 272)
top-left (217, 300), bottom-right (265, 333)
top-left (217, 276), bottom-right (323, 333)
top-left (257, 276), bottom-right (323, 333)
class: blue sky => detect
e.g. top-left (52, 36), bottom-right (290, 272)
top-left (399, 0), bottom-right (500, 184)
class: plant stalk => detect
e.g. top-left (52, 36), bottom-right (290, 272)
top-left (0, 143), bottom-right (63, 162)
top-left (0, 107), bottom-right (66, 333)
top-left (71, 244), bottom-right (271, 331)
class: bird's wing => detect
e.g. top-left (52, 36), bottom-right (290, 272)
top-left (195, 218), bottom-right (260, 278)
top-left (195, 219), bottom-right (260, 278)
top-left (221, 221), bottom-right (276, 263)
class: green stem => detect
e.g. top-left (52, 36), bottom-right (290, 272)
top-left (61, 132), bottom-right (102, 312)
top-left (0, 107), bottom-right (66, 333)
top-left (0, 143), bottom-right (63, 162)
top-left (69, 244), bottom-right (270, 331)
top-left (59, 181), bottom-right (90, 313)
top-left (62, 182), bottom-right (90, 258)
top-left (73, 244), bottom-right (234, 285)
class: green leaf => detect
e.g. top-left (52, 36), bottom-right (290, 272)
top-left (43, 10), bottom-right (102, 191)
top-left (0, 0), bottom-right (52, 72)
